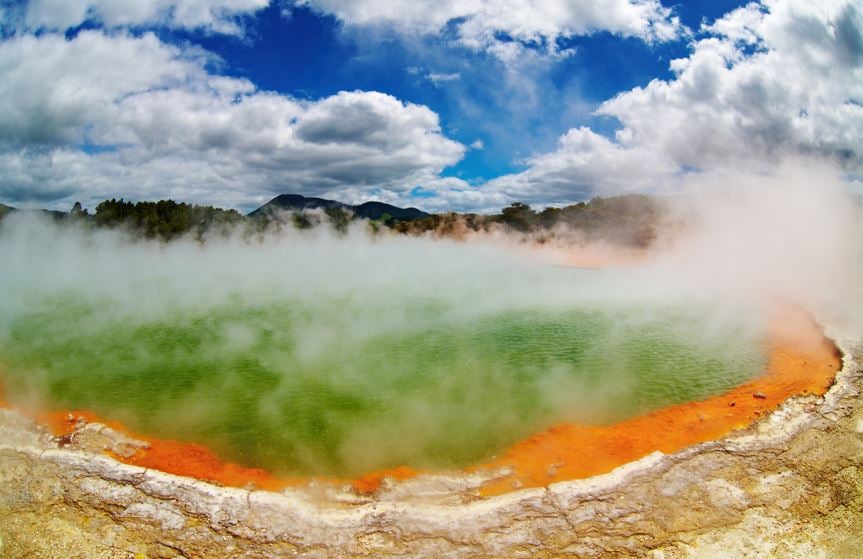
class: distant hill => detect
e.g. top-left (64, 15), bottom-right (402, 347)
top-left (249, 194), bottom-right (430, 222)
top-left (0, 203), bottom-right (69, 222)
top-left (353, 201), bottom-right (429, 221)
top-left (248, 194), bottom-right (347, 216)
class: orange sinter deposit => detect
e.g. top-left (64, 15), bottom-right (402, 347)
top-left (535, 242), bottom-right (649, 269)
top-left (474, 304), bottom-right (841, 496)
top-left (34, 409), bottom-right (298, 492)
top-left (2, 305), bottom-right (841, 497)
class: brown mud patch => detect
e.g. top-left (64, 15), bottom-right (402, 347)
top-left (0, 305), bottom-right (841, 497)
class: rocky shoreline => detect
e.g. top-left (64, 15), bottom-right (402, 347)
top-left (0, 331), bottom-right (861, 558)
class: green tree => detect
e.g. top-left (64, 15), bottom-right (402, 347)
top-left (498, 202), bottom-right (536, 232)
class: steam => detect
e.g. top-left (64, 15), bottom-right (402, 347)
top-left (0, 162), bottom-right (860, 476)
top-left (658, 162), bottom-right (863, 335)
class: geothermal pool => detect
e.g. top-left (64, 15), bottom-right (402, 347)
top-left (0, 220), bottom-right (770, 479)
top-left (0, 290), bottom-right (765, 478)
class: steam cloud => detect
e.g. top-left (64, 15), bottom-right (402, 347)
top-left (0, 162), bottom-right (860, 475)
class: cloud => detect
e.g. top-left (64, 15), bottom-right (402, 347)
top-left (599, 0), bottom-right (863, 173)
top-left (483, 127), bottom-right (679, 205)
top-left (0, 32), bottom-right (209, 147)
top-left (0, 31), bottom-right (465, 210)
top-left (476, 0), bottom-right (863, 207)
top-left (298, 0), bottom-right (683, 59)
top-left (17, 0), bottom-right (269, 34)
top-left (3, 0), bottom-right (861, 215)
top-left (427, 72), bottom-right (461, 86)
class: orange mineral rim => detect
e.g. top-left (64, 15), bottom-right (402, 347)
top-left (0, 303), bottom-right (841, 496)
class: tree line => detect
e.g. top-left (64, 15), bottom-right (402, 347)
top-left (1, 194), bottom-right (665, 247)
top-left (395, 194), bottom-right (664, 247)
top-left (75, 198), bottom-right (243, 240)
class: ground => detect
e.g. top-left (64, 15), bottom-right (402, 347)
top-left (0, 334), bottom-right (861, 558)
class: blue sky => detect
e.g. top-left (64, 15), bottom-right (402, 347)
top-left (178, 3), bottom-right (687, 179)
top-left (165, 0), bottom-right (751, 181)
top-left (0, 0), bottom-right (861, 212)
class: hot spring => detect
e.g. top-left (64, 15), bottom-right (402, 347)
top-left (0, 217), bottom-right (769, 479)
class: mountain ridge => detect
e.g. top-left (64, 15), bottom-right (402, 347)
top-left (248, 194), bottom-right (430, 221)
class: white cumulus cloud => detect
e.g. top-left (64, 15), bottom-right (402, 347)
top-left (3, 0), bottom-right (861, 215)
top-left (18, 0), bottom-right (269, 34)
top-left (599, 0), bottom-right (863, 173)
top-left (484, 127), bottom-right (679, 205)
top-left (298, 0), bottom-right (683, 59)
top-left (0, 30), bottom-right (465, 210)
top-left (479, 0), bottom-right (863, 207)
top-left (0, 31), bottom-right (209, 147)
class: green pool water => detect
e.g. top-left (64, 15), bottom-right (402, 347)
top-left (0, 295), bottom-right (765, 477)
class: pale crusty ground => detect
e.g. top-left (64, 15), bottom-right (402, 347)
top-left (0, 334), bottom-right (861, 558)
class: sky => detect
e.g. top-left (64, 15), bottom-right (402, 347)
top-left (0, 0), bottom-right (861, 213)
